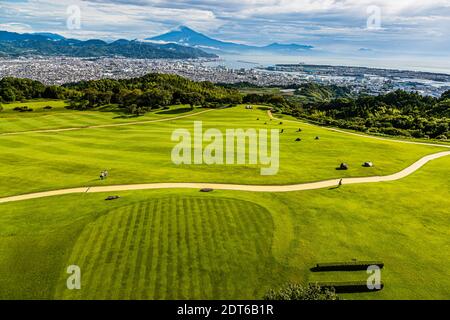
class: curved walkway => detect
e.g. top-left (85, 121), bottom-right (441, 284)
top-left (0, 108), bottom-right (215, 136)
top-left (1, 150), bottom-right (449, 204)
top-left (1, 107), bottom-right (449, 204)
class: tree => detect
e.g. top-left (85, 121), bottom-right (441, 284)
top-left (264, 283), bottom-right (339, 300)
top-left (43, 86), bottom-right (62, 99)
top-left (0, 88), bottom-right (16, 102)
top-left (129, 104), bottom-right (145, 116)
top-left (243, 93), bottom-right (263, 104)
top-left (178, 92), bottom-right (204, 109)
top-left (440, 90), bottom-right (450, 101)
top-left (139, 88), bottom-right (172, 108)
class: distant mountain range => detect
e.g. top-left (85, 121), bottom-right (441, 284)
top-left (147, 26), bottom-right (313, 54)
top-left (0, 27), bottom-right (314, 60)
top-left (0, 30), bottom-right (216, 59)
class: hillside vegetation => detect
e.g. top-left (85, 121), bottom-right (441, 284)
top-left (234, 83), bottom-right (449, 140)
top-left (0, 75), bottom-right (241, 115)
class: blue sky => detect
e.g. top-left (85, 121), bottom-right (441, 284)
top-left (1, 0), bottom-right (449, 71)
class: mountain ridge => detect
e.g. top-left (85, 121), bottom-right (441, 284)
top-left (0, 30), bottom-right (216, 59)
top-left (147, 26), bottom-right (313, 54)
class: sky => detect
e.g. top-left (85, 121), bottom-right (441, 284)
top-left (0, 0), bottom-right (449, 71)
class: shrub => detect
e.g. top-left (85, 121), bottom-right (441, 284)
top-left (13, 106), bottom-right (33, 112)
top-left (313, 281), bottom-right (384, 293)
top-left (264, 283), bottom-right (339, 300)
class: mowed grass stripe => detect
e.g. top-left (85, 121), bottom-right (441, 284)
top-left (138, 201), bottom-right (153, 300)
top-left (147, 199), bottom-right (161, 299)
top-left (208, 198), bottom-right (234, 298)
top-left (56, 197), bottom-right (276, 300)
top-left (130, 202), bottom-right (151, 300)
top-left (190, 197), bottom-right (212, 298)
top-left (208, 199), bottom-right (232, 296)
top-left (224, 199), bottom-right (249, 297)
top-left (198, 198), bottom-right (218, 297)
top-left (178, 197), bottom-right (190, 299)
top-left (126, 202), bottom-right (146, 299)
top-left (187, 197), bottom-right (204, 299)
top-left (174, 197), bottom-right (186, 299)
top-left (84, 206), bottom-right (118, 300)
top-left (164, 199), bottom-right (176, 299)
top-left (153, 199), bottom-right (166, 299)
top-left (106, 204), bottom-right (135, 299)
top-left (217, 199), bottom-right (241, 297)
top-left (100, 205), bottom-right (129, 300)
top-left (117, 204), bottom-right (140, 300)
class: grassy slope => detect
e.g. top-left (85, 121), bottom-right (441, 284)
top-left (0, 156), bottom-right (448, 300)
top-left (0, 100), bottom-right (200, 134)
top-left (55, 197), bottom-right (279, 300)
top-left (0, 104), bottom-right (446, 198)
top-left (0, 100), bottom-right (448, 300)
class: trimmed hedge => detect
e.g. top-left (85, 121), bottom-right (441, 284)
top-left (312, 261), bottom-right (384, 272)
top-left (311, 281), bottom-right (384, 294)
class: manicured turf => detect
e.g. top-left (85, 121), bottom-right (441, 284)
top-left (0, 101), bottom-right (448, 300)
top-left (0, 103), bottom-right (446, 198)
top-left (0, 101), bottom-right (199, 134)
top-left (0, 156), bottom-right (448, 300)
top-left (54, 197), bottom-right (277, 300)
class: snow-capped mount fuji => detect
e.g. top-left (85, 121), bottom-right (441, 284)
top-left (147, 26), bottom-right (248, 52)
top-left (146, 26), bottom-right (313, 54)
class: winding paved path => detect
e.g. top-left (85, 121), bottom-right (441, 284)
top-left (1, 150), bottom-right (449, 204)
top-left (0, 108), bottom-right (449, 204)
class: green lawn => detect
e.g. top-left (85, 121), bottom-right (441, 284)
top-left (0, 103), bottom-right (446, 198)
top-left (55, 197), bottom-right (279, 300)
top-left (0, 101), bottom-right (200, 134)
top-left (0, 156), bottom-right (448, 300)
top-left (0, 100), bottom-right (448, 300)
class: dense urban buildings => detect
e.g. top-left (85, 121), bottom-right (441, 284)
top-left (1, 56), bottom-right (449, 97)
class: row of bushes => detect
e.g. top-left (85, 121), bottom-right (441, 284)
top-left (9, 105), bottom-right (53, 112)
top-left (311, 281), bottom-right (384, 293)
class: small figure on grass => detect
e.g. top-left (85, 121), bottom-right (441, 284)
top-left (100, 170), bottom-right (109, 180)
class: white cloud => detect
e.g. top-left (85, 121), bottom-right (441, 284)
top-left (0, 22), bottom-right (33, 33)
top-left (0, 0), bottom-right (448, 55)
